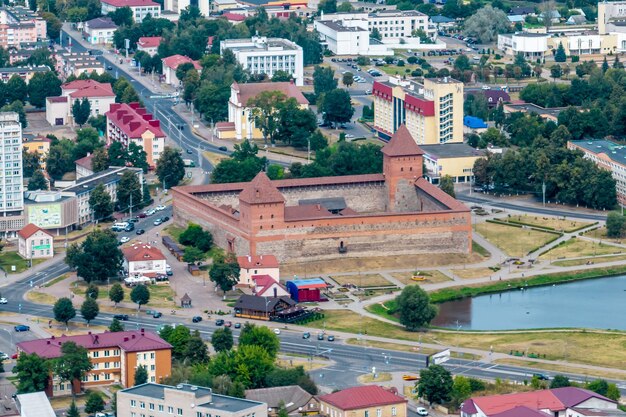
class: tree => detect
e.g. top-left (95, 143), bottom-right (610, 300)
top-left (54, 341), bottom-right (93, 395)
top-left (156, 146), bottom-right (186, 188)
top-left (606, 383), bottom-right (621, 402)
top-left (463, 5), bottom-right (509, 43)
top-left (185, 330), bottom-right (209, 364)
top-left (72, 98), bottom-right (91, 127)
top-left (67, 400), bottom-right (80, 417)
top-left (541, 0), bottom-right (557, 31)
top-left (28, 71), bottom-right (62, 108)
top-left (209, 253), bottom-right (240, 294)
top-left (607, 212), bottom-right (626, 237)
top-left (211, 327), bottom-right (234, 352)
top-left (602, 57), bottom-right (610, 73)
top-left (128, 142), bottom-right (149, 172)
top-left (321, 89), bottom-right (354, 126)
top-left (555, 42), bottom-right (567, 62)
top-left (84, 392), bottom-right (105, 414)
top-left (109, 318), bottom-right (125, 332)
top-left (65, 229), bottom-right (123, 283)
top-left (454, 55), bottom-right (471, 72)
top-left (130, 285), bottom-right (150, 310)
top-left (109, 6), bottom-right (133, 26)
top-left (276, 99), bottom-right (318, 148)
top-left (342, 72), bottom-right (354, 88)
top-left (371, 27), bottom-right (381, 41)
top-left (550, 64), bottom-right (562, 80)
top-left (418, 365), bottom-right (453, 405)
top-left (134, 365), bottom-right (148, 385)
top-left (550, 375), bottom-right (571, 388)
top-left (23, 151), bottom-right (41, 178)
top-left (14, 353), bottom-right (50, 393)
top-left (91, 147), bottom-right (109, 172)
top-left (183, 246), bottom-right (206, 264)
top-left (116, 171), bottom-right (142, 213)
top-left (271, 70), bottom-right (293, 82)
top-left (88, 183), bottom-right (113, 221)
top-left (439, 175), bottom-right (455, 197)
top-left (80, 297), bottom-right (99, 325)
top-left (42, 12), bottom-right (63, 40)
top-left (248, 91), bottom-right (287, 144)
top-left (27, 169), bottom-right (48, 191)
top-left (587, 379), bottom-right (609, 396)
top-left (5, 75), bottom-right (27, 104)
top-left (450, 376), bottom-right (472, 409)
top-left (313, 66), bottom-right (337, 97)
top-left (53, 297), bottom-right (76, 329)
top-left (395, 286), bottom-right (437, 331)
top-left (239, 323), bottom-right (280, 359)
top-left (318, 0), bottom-right (336, 13)
top-left (109, 283), bottom-right (125, 306)
top-left (108, 141), bottom-right (127, 167)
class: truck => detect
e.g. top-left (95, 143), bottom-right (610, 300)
top-left (183, 159), bottom-right (195, 167)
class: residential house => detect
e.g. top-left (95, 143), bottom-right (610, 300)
top-left (57, 52), bottom-right (105, 79)
top-left (480, 90), bottom-right (510, 108)
top-left (234, 294), bottom-right (296, 321)
top-left (16, 329), bottom-right (172, 397)
top-left (83, 17), bottom-right (117, 45)
top-left (46, 79), bottom-right (116, 126)
top-left (245, 385), bottom-right (319, 417)
top-left (252, 274), bottom-right (289, 297)
top-left (237, 254), bottom-right (279, 286)
top-left (161, 54), bottom-right (201, 86)
top-left (0, 6), bottom-right (47, 49)
top-left (137, 36), bottom-right (162, 56)
top-left (75, 153), bottom-right (94, 179)
top-left (123, 242), bottom-right (167, 277)
top-left (538, 10), bottom-right (561, 23)
top-left (567, 15), bottom-right (587, 25)
top-left (220, 12), bottom-right (247, 24)
top-left (100, 0), bottom-right (161, 22)
top-left (318, 386), bottom-right (407, 417)
top-left (17, 223), bottom-right (54, 259)
top-left (508, 6), bottom-right (535, 16)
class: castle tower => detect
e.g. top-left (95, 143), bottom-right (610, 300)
top-left (381, 124), bottom-right (424, 211)
top-left (238, 172), bottom-right (285, 238)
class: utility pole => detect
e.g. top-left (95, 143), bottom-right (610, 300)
top-left (542, 181), bottom-right (546, 207)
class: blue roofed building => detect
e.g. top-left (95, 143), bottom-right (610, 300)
top-left (463, 116), bottom-right (488, 133)
top-left (286, 278), bottom-right (328, 302)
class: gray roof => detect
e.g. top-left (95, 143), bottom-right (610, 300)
top-left (0, 65), bottom-right (50, 73)
top-left (419, 143), bottom-right (486, 159)
top-left (505, 103), bottom-right (565, 117)
top-left (235, 294), bottom-right (295, 311)
top-left (570, 140), bottom-right (626, 167)
top-left (245, 385), bottom-right (314, 413)
top-left (430, 15), bottom-right (455, 23)
top-left (16, 392), bottom-right (56, 417)
top-left (62, 166), bottom-right (140, 196)
top-left (86, 16), bottom-right (118, 29)
top-left (299, 197), bottom-right (346, 211)
top-left (317, 20), bottom-right (367, 32)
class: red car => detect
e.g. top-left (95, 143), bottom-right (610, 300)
top-left (138, 213), bottom-right (147, 218)
top-left (224, 321), bottom-right (232, 327)
top-left (11, 353), bottom-right (18, 359)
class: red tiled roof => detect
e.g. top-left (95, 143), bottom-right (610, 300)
top-left (75, 154), bottom-right (94, 170)
top-left (237, 254), bottom-right (279, 269)
top-left (18, 223), bottom-right (51, 239)
top-left (161, 54), bottom-right (201, 71)
top-left (491, 406), bottom-right (552, 417)
top-left (122, 243), bottom-right (166, 262)
top-left (47, 96), bottom-right (68, 103)
top-left (17, 330), bottom-right (171, 358)
top-left (318, 386), bottom-right (406, 411)
top-left (137, 36), bottom-right (162, 49)
top-left (105, 102), bottom-right (165, 139)
top-left (239, 172), bottom-right (285, 204)
top-left (233, 81), bottom-right (308, 107)
top-left (381, 125), bottom-right (424, 157)
top-left (284, 204), bottom-right (332, 221)
top-left (550, 387), bottom-right (615, 407)
top-left (101, 0), bottom-right (158, 7)
top-left (63, 79), bottom-right (115, 98)
top-left (215, 122), bottom-right (235, 131)
top-left (251, 274), bottom-right (287, 296)
top-left (221, 12), bottom-right (246, 21)
top-left (467, 389), bottom-right (568, 415)
top-left (415, 178), bottom-right (467, 211)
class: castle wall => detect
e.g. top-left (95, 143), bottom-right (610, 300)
top-left (280, 182), bottom-right (388, 213)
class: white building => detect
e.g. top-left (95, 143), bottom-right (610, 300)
top-left (46, 80), bottom-right (116, 126)
top-left (220, 36), bottom-right (304, 86)
top-left (100, 0), bottom-right (160, 22)
top-left (137, 36), bottom-right (162, 56)
top-left (0, 112), bottom-right (25, 237)
top-left (314, 19), bottom-right (372, 56)
top-left (161, 54), bottom-right (201, 86)
top-left (83, 17), bottom-right (117, 45)
top-left (17, 223), bottom-right (53, 259)
top-left (164, 0), bottom-right (210, 16)
top-left (497, 32), bottom-right (550, 58)
top-left (237, 254), bottom-right (279, 287)
top-left (368, 10), bottom-right (431, 39)
top-left (122, 242), bottom-right (167, 277)
top-left (599, 0), bottom-right (626, 35)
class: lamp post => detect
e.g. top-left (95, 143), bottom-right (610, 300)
top-left (265, 298), bottom-right (272, 321)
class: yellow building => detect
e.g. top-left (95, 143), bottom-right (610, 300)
top-left (373, 76), bottom-right (464, 145)
top-left (420, 143), bottom-right (486, 184)
top-left (23, 135), bottom-right (51, 170)
top-left (318, 385), bottom-right (407, 417)
top-left (224, 81), bottom-right (309, 140)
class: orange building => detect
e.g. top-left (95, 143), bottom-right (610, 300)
top-left (172, 126), bottom-right (472, 262)
top-left (17, 329), bottom-right (172, 397)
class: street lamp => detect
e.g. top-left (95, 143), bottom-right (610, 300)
top-left (264, 298), bottom-right (272, 321)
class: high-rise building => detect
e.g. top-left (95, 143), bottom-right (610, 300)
top-left (0, 6), bottom-right (47, 49)
top-left (0, 112), bottom-right (25, 237)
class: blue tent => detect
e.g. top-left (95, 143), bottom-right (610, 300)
top-left (464, 116), bottom-right (488, 129)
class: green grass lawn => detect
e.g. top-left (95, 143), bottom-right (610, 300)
top-left (0, 251), bottom-right (44, 274)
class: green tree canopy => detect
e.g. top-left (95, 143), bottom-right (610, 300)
top-left (394, 286), bottom-right (437, 331)
top-left (109, 283), bottom-right (125, 306)
top-left (130, 285), bottom-right (150, 310)
top-left (28, 71), bottom-right (62, 108)
top-left (550, 375), bottom-right (571, 388)
top-left (134, 364), bottom-right (148, 385)
top-left (238, 323), bottom-right (280, 359)
top-left (156, 146), bottom-right (186, 188)
top-left (418, 364), bottom-right (453, 404)
top-left (321, 88), bottom-right (354, 126)
top-left (27, 169), bottom-right (48, 191)
top-left (84, 392), bottom-right (105, 414)
top-left (65, 229), bottom-right (123, 283)
top-left (14, 353), bottom-right (50, 393)
top-left (209, 253), bottom-right (240, 294)
top-left (439, 175), bottom-right (455, 198)
top-left (211, 327), bottom-right (234, 352)
top-left (72, 97), bottom-right (91, 127)
top-left (53, 297), bottom-right (76, 329)
top-left (116, 171), bottom-right (142, 213)
top-left (80, 297), bottom-right (99, 325)
top-left (54, 341), bottom-right (93, 395)
top-left (88, 183), bottom-right (114, 221)
top-left (109, 318), bottom-right (125, 332)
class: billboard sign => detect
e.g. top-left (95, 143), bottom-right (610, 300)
top-left (427, 349), bottom-right (450, 367)
top-left (28, 204), bottom-right (62, 228)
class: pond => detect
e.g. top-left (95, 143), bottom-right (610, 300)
top-left (432, 275), bottom-right (626, 330)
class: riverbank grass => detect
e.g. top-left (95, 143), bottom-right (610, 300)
top-left (390, 270), bottom-right (451, 285)
top-left (553, 253), bottom-right (626, 267)
top-left (539, 238), bottom-right (624, 259)
top-left (499, 215), bottom-right (591, 232)
top-left (474, 222), bottom-right (557, 257)
top-left (452, 268), bottom-right (497, 279)
top-left (330, 274), bottom-right (393, 288)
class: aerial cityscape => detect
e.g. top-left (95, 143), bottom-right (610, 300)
top-left (0, 0), bottom-right (626, 416)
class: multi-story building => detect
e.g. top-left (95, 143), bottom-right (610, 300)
top-left (372, 76), bottom-right (463, 144)
top-left (105, 102), bottom-right (165, 168)
top-left (101, 0), bottom-right (161, 22)
top-left (497, 32), bottom-right (550, 58)
top-left (314, 19), bottom-right (372, 56)
top-left (0, 112), bottom-right (25, 237)
top-left (568, 139), bottom-right (626, 206)
top-left (56, 52), bottom-right (105, 79)
top-left (368, 10), bottom-right (430, 38)
top-left (46, 80), bottom-right (116, 126)
top-left (123, 242), bottom-right (167, 277)
top-left (16, 330), bottom-right (172, 397)
top-left (599, 0), bottom-right (626, 35)
top-left (0, 65), bottom-right (49, 83)
top-left (221, 36), bottom-right (304, 86)
top-left (0, 6), bottom-right (46, 49)
top-left (22, 135), bottom-right (50, 170)
top-left (24, 190), bottom-right (78, 234)
top-left (498, 32), bottom-right (618, 57)
top-left (318, 385), bottom-right (407, 417)
top-left (83, 16), bottom-right (118, 45)
top-left (420, 143), bottom-right (486, 184)
top-left (118, 383), bottom-right (268, 417)
top-left (164, 0), bottom-right (210, 17)
top-left (17, 223), bottom-right (54, 259)
top-left (137, 36), bottom-right (162, 56)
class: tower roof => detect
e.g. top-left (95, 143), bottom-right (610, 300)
top-left (239, 172), bottom-right (285, 204)
top-left (381, 125), bottom-right (424, 157)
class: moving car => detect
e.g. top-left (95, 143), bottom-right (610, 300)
top-left (416, 407), bottom-right (428, 416)
top-left (403, 375), bottom-right (419, 381)
top-left (152, 312), bottom-right (162, 318)
top-left (192, 316), bottom-right (202, 323)
top-left (136, 229), bottom-right (145, 235)
top-left (113, 314), bottom-right (129, 321)
top-left (317, 333), bottom-right (324, 340)
top-left (14, 325), bottom-right (30, 332)
top-left (234, 322), bottom-right (241, 329)
top-left (533, 373), bottom-right (550, 380)
top-left (303, 332), bottom-right (311, 339)
top-left (218, 146), bottom-right (228, 152)
top-left (215, 319), bottom-right (225, 326)
top-left (327, 335), bottom-right (335, 341)
top-left (273, 328), bottom-right (281, 335)
top-left (0, 297), bottom-right (7, 304)
top-left (120, 237), bottom-right (130, 244)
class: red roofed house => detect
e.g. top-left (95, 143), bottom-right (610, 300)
top-left (318, 386), bottom-right (407, 417)
top-left (220, 12), bottom-right (246, 23)
top-left (17, 223), bottom-right (54, 259)
top-left (105, 102), bottom-right (165, 168)
top-left (137, 36), bottom-right (163, 56)
top-left (161, 54), bottom-right (201, 86)
top-left (75, 153), bottom-right (95, 179)
top-left (252, 274), bottom-right (289, 297)
top-left (461, 387), bottom-right (618, 417)
top-left (100, 0), bottom-right (160, 23)
top-left (223, 81), bottom-right (309, 140)
top-left (123, 242), bottom-right (167, 277)
top-left (172, 125), bottom-right (472, 262)
top-left (237, 254), bottom-right (279, 286)
top-left (46, 79), bottom-right (116, 126)
top-left (17, 329), bottom-right (172, 397)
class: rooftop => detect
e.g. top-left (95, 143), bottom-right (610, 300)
top-left (0, 65), bottom-right (50, 73)
top-left (504, 102), bottom-right (566, 117)
top-left (245, 385), bottom-right (314, 413)
top-left (62, 79), bottom-right (115, 98)
top-left (318, 385), bottom-right (407, 410)
top-left (75, 153), bottom-right (94, 170)
top-left (233, 81), bottom-right (308, 106)
top-left (286, 278), bottom-right (328, 289)
top-left (16, 392), bottom-right (55, 417)
top-left (420, 143), bottom-right (487, 159)
top-left (18, 223), bottom-right (52, 239)
top-left (235, 294), bottom-right (295, 311)
top-left (370, 9), bottom-right (425, 17)
top-left (63, 166), bottom-right (141, 195)
top-left (237, 254), bottom-right (279, 269)
top-left (161, 54), bottom-right (201, 71)
top-left (137, 36), bottom-right (163, 48)
top-left (100, 0), bottom-right (159, 7)
top-left (122, 242), bottom-right (166, 262)
top-left (381, 125), bottom-right (425, 157)
top-left (570, 139), bottom-right (626, 165)
top-left (316, 19), bottom-right (368, 32)
top-left (221, 36), bottom-right (301, 52)
top-left (85, 16), bottom-right (118, 29)
top-left (105, 102), bottom-right (165, 138)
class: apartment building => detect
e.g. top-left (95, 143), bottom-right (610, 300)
top-left (318, 386), bottom-right (407, 417)
top-left (83, 16), bottom-right (118, 45)
top-left (0, 6), bottom-right (46, 49)
top-left (372, 76), bottom-right (463, 145)
top-left (0, 65), bottom-right (49, 83)
top-left (568, 139), bottom-right (626, 206)
top-left (0, 112), bottom-right (25, 237)
top-left (117, 383), bottom-right (267, 417)
top-left (17, 330), bottom-right (172, 397)
top-left (599, 0), bottom-right (626, 35)
top-left (368, 10), bottom-right (431, 38)
top-left (46, 80), bottom-right (116, 126)
top-left (498, 32), bottom-right (618, 58)
top-left (101, 0), bottom-right (161, 22)
top-left (221, 36), bottom-right (304, 86)
top-left (57, 52), bottom-right (105, 79)
top-left (105, 102), bottom-right (165, 168)
top-left (314, 19), bottom-right (372, 56)
top-left (164, 0), bottom-right (210, 17)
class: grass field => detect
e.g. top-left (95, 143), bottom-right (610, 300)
top-left (502, 215), bottom-right (591, 232)
top-left (584, 227), bottom-right (625, 243)
top-left (309, 310), bottom-right (626, 370)
top-left (474, 222), bottom-right (558, 257)
top-left (70, 281), bottom-right (177, 309)
top-left (539, 238), bottom-right (624, 259)
top-left (358, 372), bottom-right (392, 383)
top-left (493, 358), bottom-right (626, 380)
top-left (552, 253), bottom-right (626, 267)
top-left (276, 356), bottom-right (329, 371)
top-left (162, 224), bottom-right (185, 242)
top-left (203, 151), bottom-right (229, 167)
top-left (331, 274), bottom-right (393, 287)
top-left (0, 252), bottom-right (44, 274)
top-left (452, 268), bottom-right (497, 279)
top-left (26, 291), bottom-right (57, 304)
top-left (390, 270), bottom-right (451, 285)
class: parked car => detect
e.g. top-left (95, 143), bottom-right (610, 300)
top-left (327, 335), bottom-right (335, 341)
top-left (166, 264), bottom-right (172, 276)
top-left (138, 213), bottom-right (147, 218)
top-left (0, 352), bottom-right (9, 360)
top-left (113, 314), bottom-right (129, 321)
top-left (218, 146), bottom-right (228, 152)
top-left (152, 312), bottom-right (162, 318)
top-left (14, 325), bottom-right (30, 332)
top-left (416, 407), bottom-right (429, 416)
top-left (234, 322), bottom-right (241, 329)
top-left (215, 319), bottom-right (225, 326)
top-left (303, 332), bottom-right (311, 339)
top-left (153, 219), bottom-right (163, 226)
top-left (225, 321), bottom-right (232, 327)
top-left (317, 333), bottom-right (324, 340)
top-left (145, 209), bottom-right (156, 216)
top-left (120, 237), bottom-right (130, 244)
top-left (124, 223), bottom-right (135, 232)
top-left (0, 297), bottom-right (7, 304)
top-left (155, 205), bottom-right (166, 211)
top-left (186, 149), bottom-right (193, 154)
top-left (161, 216), bottom-right (170, 222)
top-left (136, 229), bottom-right (145, 235)
top-left (192, 316), bottom-right (203, 323)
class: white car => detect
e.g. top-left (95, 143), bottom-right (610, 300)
top-left (120, 237), bottom-right (130, 244)
top-left (482, 85), bottom-right (491, 90)
top-left (0, 352), bottom-right (8, 360)
top-left (416, 407), bottom-right (429, 416)
top-left (0, 298), bottom-right (7, 304)
top-left (155, 205), bottom-right (166, 211)
top-left (146, 209), bottom-right (156, 216)
top-left (273, 328), bottom-right (281, 335)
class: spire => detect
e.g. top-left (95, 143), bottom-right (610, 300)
top-left (239, 172), bottom-right (285, 205)
top-left (381, 125), bottom-right (424, 157)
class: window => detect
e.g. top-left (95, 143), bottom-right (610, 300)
top-left (177, 408), bottom-right (183, 415)
top-left (168, 406), bottom-right (174, 414)
top-left (392, 407), bottom-right (397, 416)
top-left (140, 402), bottom-right (146, 409)
top-left (93, 351), bottom-right (99, 358)
top-left (151, 352), bottom-right (155, 359)
top-left (105, 350), bottom-right (110, 357)
top-left (159, 405), bottom-right (164, 412)
top-left (376, 409), bottom-right (382, 417)
top-left (131, 400), bottom-right (137, 407)
top-left (150, 403), bottom-right (155, 410)
top-left (365, 411), bottom-right (369, 417)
